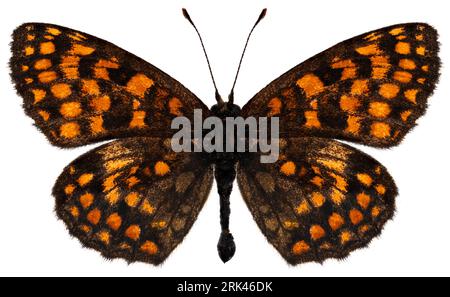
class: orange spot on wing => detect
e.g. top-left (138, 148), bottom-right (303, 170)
top-left (364, 32), bottom-right (383, 41)
top-left (87, 208), bottom-right (101, 225)
top-left (357, 173), bottom-right (373, 187)
top-left (296, 200), bottom-right (311, 215)
top-left (82, 79), bottom-right (100, 95)
top-left (375, 184), bottom-right (386, 195)
top-left (103, 173), bottom-right (121, 192)
top-left (125, 225), bottom-right (141, 240)
top-left (79, 193), bottom-right (94, 208)
top-left (356, 193), bottom-right (371, 209)
top-left (330, 188), bottom-right (345, 205)
top-left (70, 44), bottom-right (95, 55)
top-left (126, 74), bottom-right (154, 98)
top-left (346, 115), bottom-right (361, 134)
top-left (379, 83), bottom-right (400, 99)
top-left (280, 161), bottom-right (296, 176)
top-left (349, 209), bottom-right (364, 225)
top-left (40, 42), bottom-right (55, 55)
top-left (38, 110), bottom-right (50, 121)
top-left (127, 176), bottom-right (140, 188)
top-left (51, 83), bottom-right (72, 99)
top-left (267, 97), bottom-right (282, 116)
top-left (310, 176), bottom-right (324, 188)
top-left (60, 102), bottom-right (82, 118)
top-left (32, 89), bottom-right (46, 103)
top-left (140, 241), bottom-right (158, 255)
top-left (90, 95), bottom-right (111, 112)
top-left (416, 46), bottom-right (426, 56)
top-left (317, 159), bottom-right (345, 173)
top-left (401, 110), bottom-right (413, 122)
top-left (105, 159), bottom-right (133, 173)
top-left (46, 27), bottom-right (61, 36)
top-left (106, 188), bottom-right (120, 205)
top-left (340, 231), bottom-right (353, 244)
top-left (368, 102), bottom-right (391, 118)
top-left (296, 74), bottom-right (325, 98)
top-left (125, 192), bottom-right (141, 207)
top-left (94, 67), bottom-right (110, 80)
top-left (96, 59), bottom-right (120, 69)
top-left (310, 225), bottom-right (326, 240)
top-left (24, 46), bottom-right (34, 56)
top-left (417, 78), bottom-right (426, 84)
top-left (350, 80), bottom-right (369, 96)
top-left (393, 71), bottom-right (413, 83)
top-left (329, 213), bottom-right (345, 231)
top-left (154, 161), bottom-right (170, 176)
top-left (130, 111), bottom-right (147, 128)
top-left (38, 71), bottom-right (58, 83)
top-left (80, 225), bottom-right (91, 233)
top-left (399, 59), bottom-right (417, 70)
top-left (89, 116), bottom-right (105, 134)
top-left (64, 184), bottom-right (76, 195)
top-left (292, 241), bottom-right (310, 255)
top-left (340, 95), bottom-right (360, 112)
top-left (329, 172), bottom-right (348, 192)
top-left (106, 213), bottom-right (122, 231)
top-left (372, 206), bottom-right (382, 217)
top-left (78, 173), bottom-right (94, 186)
top-left (168, 97), bottom-right (183, 116)
top-left (356, 44), bottom-right (382, 56)
top-left (97, 231), bottom-right (110, 245)
top-left (395, 42), bottom-right (411, 55)
top-left (404, 89), bottom-right (419, 104)
top-left (34, 59), bottom-right (52, 70)
top-left (311, 192), bottom-right (325, 208)
top-left (371, 122), bottom-right (391, 139)
top-left (60, 122), bottom-right (80, 139)
top-left (69, 206), bottom-right (79, 218)
top-left (389, 27), bottom-right (404, 36)
top-left (304, 111), bottom-right (321, 128)
top-left (140, 199), bottom-right (155, 214)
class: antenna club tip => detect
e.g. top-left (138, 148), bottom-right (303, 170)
top-left (260, 8), bottom-right (267, 19)
top-left (182, 8), bottom-right (190, 20)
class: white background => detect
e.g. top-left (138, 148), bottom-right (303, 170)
top-left (0, 0), bottom-right (449, 277)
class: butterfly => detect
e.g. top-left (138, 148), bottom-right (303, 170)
top-left (10, 9), bottom-right (440, 265)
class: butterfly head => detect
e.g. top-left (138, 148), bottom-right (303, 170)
top-left (211, 102), bottom-right (241, 119)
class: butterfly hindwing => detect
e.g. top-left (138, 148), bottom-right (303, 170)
top-left (242, 23), bottom-right (440, 147)
top-left (237, 137), bottom-right (396, 264)
top-left (53, 137), bottom-right (213, 264)
top-left (10, 23), bottom-right (210, 148)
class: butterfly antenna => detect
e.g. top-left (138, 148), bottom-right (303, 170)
top-left (183, 8), bottom-right (224, 105)
top-left (228, 8), bottom-right (267, 104)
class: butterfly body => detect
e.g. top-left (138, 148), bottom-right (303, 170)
top-left (10, 20), bottom-right (440, 265)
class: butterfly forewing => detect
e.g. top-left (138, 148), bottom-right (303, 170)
top-left (237, 137), bottom-right (396, 264)
top-left (53, 137), bottom-right (213, 264)
top-left (242, 23), bottom-right (440, 147)
top-left (10, 23), bottom-right (210, 147)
